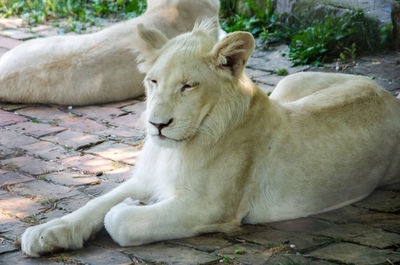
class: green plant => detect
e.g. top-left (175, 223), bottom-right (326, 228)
top-left (339, 42), bottom-right (357, 62)
top-left (274, 68), bottom-right (288, 76)
top-left (0, 0), bottom-right (146, 27)
top-left (37, 175), bottom-right (47, 181)
top-left (288, 11), bottom-right (394, 66)
top-left (21, 215), bottom-right (39, 225)
top-left (217, 256), bottom-right (232, 264)
top-left (220, 1), bottom-right (393, 65)
top-left (219, 256), bottom-right (239, 264)
top-left (234, 249), bottom-right (245, 255)
top-left (266, 241), bottom-right (275, 248)
top-left (221, 0), bottom-right (287, 43)
top-left (38, 198), bottom-right (58, 206)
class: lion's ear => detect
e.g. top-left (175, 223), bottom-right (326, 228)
top-left (135, 24), bottom-right (168, 73)
top-left (211, 32), bottom-right (254, 77)
top-left (137, 23), bottom-right (168, 49)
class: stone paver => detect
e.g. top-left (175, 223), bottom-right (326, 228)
top-left (0, 103), bottom-right (34, 111)
top-left (172, 235), bottom-right (233, 252)
top-left (99, 166), bottom-right (132, 183)
top-left (0, 145), bottom-right (23, 160)
top-left (0, 109), bottom-right (28, 126)
top-left (82, 180), bottom-right (121, 197)
top-left (0, 193), bottom-right (44, 219)
top-left (121, 101), bottom-right (146, 115)
top-left (62, 154), bottom-right (118, 174)
top-left (0, 29), bottom-right (36, 40)
top-left (306, 242), bottom-right (400, 265)
top-left (55, 195), bottom-right (92, 213)
top-left (0, 17), bottom-right (399, 265)
top-left (0, 237), bottom-right (19, 254)
top-left (71, 106), bottom-right (127, 121)
top-left (315, 223), bottom-right (400, 249)
top-left (1, 156), bottom-right (63, 175)
top-left (56, 115), bottom-right (108, 134)
top-left (0, 213), bottom-right (30, 241)
top-left (265, 254), bottom-right (334, 265)
top-left (0, 171), bottom-right (35, 187)
top-left (21, 141), bottom-right (78, 161)
top-left (213, 243), bottom-right (272, 265)
top-left (11, 180), bottom-right (81, 201)
top-left (103, 113), bottom-right (142, 128)
top-left (42, 130), bottom-right (104, 150)
top-left (64, 245), bottom-right (133, 265)
top-left (0, 251), bottom-right (64, 265)
top-left (0, 36), bottom-right (22, 49)
top-left (239, 228), bottom-right (332, 252)
top-left (44, 171), bottom-right (101, 187)
top-left (15, 107), bottom-right (68, 122)
top-left (0, 129), bottom-right (38, 148)
top-left (96, 127), bottom-right (145, 145)
top-left (86, 141), bottom-right (140, 165)
top-left (7, 121), bottom-right (66, 138)
top-left (354, 190), bottom-right (400, 213)
top-left (122, 242), bottom-right (220, 265)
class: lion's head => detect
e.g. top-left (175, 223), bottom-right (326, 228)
top-left (135, 20), bottom-right (255, 147)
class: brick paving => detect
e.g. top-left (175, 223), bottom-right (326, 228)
top-left (0, 18), bottom-right (400, 265)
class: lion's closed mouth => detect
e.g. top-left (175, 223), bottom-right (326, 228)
top-left (154, 133), bottom-right (183, 142)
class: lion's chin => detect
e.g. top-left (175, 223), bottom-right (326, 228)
top-left (150, 134), bottom-right (185, 148)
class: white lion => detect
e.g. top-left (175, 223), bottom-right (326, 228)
top-left (0, 0), bottom-right (223, 105)
top-left (21, 21), bottom-right (400, 257)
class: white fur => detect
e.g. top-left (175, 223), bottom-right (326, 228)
top-left (0, 0), bottom-right (223, 105)
top-left (21, 25), bottom-right (400, 257)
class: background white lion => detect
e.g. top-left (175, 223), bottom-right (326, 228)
top-left (21, 20), bottom-right (400, 257)
top-left (0, 0), bottom-right (223, 105)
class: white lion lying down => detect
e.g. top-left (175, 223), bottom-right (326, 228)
top-left (0, 0), bottom-right (222, 105)
top-left (21, 21), bottom-right (400, 257)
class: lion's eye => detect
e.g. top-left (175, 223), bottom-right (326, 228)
top-left (150, 79), bottom-right (157, 85)
top-left (181, 84), bottom-right (192, 92)
top-left (181, 82), bottom-right (199, 92)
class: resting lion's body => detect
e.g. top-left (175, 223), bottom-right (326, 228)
top-left (21, 22), bottom-right (400, 257)
top-left (0, 0), bottom-right (222, 105)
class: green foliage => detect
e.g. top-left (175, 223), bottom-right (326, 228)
top-left (222, 256), bottom-right (233, 263)
top-left (340, 42), bottom-right (357, 62)
top-left (0, 0), bottom-right (146, 26)
top-left (219, 256), bottom-right (239, 264)
top-left (220, 2), bottom-right (394, 66)
top-left (1, 0), bottom-right (395, 66)
top-left (273, 68), bottom-right (288, 76)
top-left (234, 249), bottom-right (245, 255)
top-left (288, 11), bottom-right (394, 66)
top-left (21, 215), bottom-right (39, 225)
top-left (221, 0), bottom-right (301, 44)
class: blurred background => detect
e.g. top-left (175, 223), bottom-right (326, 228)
top-left (0, 0), bottom-right (399, 66)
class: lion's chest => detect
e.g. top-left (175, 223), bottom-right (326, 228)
top-left (139, 143), bottom-right (185, 200)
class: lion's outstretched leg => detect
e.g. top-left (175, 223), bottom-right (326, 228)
top-left (21, 178), bottom-right (148, 257)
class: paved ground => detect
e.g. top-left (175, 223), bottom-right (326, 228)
top-left (0, 18), bottom-right (400, 265)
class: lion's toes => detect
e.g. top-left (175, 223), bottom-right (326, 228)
top-left (21, 219), bottom-right (82, 257)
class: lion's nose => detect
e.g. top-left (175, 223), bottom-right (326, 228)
top-left (149, 118), bottom-right (173, 133)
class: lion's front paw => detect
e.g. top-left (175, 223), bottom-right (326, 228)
top-left (21, 218), bottom-right (83, 257)
top-left (104, 199), bottom-right (141, 247)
